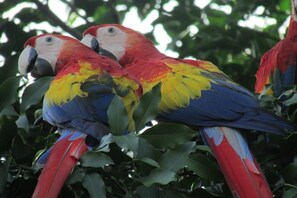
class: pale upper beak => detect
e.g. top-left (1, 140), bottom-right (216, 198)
top-left (292, 0), bottom-right (297, 20)
top-left (81, 34), bottom-right (117, 61)
top-left (18, 46), bottom-right (37, 75)
top-left (18, 46), bottom-right (54, 78)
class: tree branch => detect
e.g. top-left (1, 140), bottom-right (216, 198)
top-left (31, 0), bottom-right (82, 39)
top-left (61, 0), bottom-right (93, 26)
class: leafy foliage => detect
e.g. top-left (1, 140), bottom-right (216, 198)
top-left (0, 0), bottom-right (296, 197)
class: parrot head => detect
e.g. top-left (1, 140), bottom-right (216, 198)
top-left (82, 24), bottom-right (164, 65)
top-left (18, 34), bottom-right (101, 78)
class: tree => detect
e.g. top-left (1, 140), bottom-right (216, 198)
top-left (0, 0), bottom-right (296, 197)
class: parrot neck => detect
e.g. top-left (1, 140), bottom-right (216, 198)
top-left (55, 44), bottom-right (125, 79)
top-left (286, 17), bottom-right (297, 38)
top-left (55, 44), bottom-right (100, 73)
top-left (120, 42), bottom-right (167, 66)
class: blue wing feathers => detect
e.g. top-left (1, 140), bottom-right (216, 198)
top-left (282, 65), bottom-right (296, 89)
top-left (160, 83), bottom-right (295, 135)
top-left (272, 65), bottom-right (296, 97)
top-left (43, 82), bottom-right (115, 139)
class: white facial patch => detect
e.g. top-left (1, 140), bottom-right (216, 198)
top-left (96, 26), bottom-right (127, 61)
top-left (34, 36), bottom-right (65, 72)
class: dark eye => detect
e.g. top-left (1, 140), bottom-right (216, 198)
top-left (45, 36), bottom-right (53, 43)
top-left (107, 27), bottom-right (115, 34)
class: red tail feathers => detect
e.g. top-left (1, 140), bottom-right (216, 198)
top-left (32, 135), bottom-right (88, 198)
top-left (202, 127), bottom-right (272, 198)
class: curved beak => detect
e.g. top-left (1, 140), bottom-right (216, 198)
top-left (292, 0), bottom-right (297, 20)
top-left (81, 34), bottom-right (117, 61)
top-left (18, 46), bottom-right (54, 78)
top-left (81, 34), bottom-right (100, 53)
top-left (18, 46), bottom-right (37, 75)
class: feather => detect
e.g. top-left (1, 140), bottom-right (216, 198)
top-left (201, 127), bottom-right (272, 198)
top-left (32, 130), bottom-right (88, 198)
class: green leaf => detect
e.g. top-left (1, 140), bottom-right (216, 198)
top-left (93, 6), bottom-right (117, 24)
top-left (15, 114), bottom-right (29, 132)
top-left (15, 8), bottom-right (43, 24)
top-left (113, 132), bottom-right (139, 156)
top-left (81, 151), bottom-right (114, 168)
top-left (0, 116), bottom-right (18, 152)
top-left (136, 186), bottom-right (187, 198)
top-left (107, 95), bottom-right (129, 136)
top-left (0, 76), bottom-right (21, 113)
top-left (136, 137), bottom-right (160, 159)
top-left (189, 188), bottom-right (223, 197)
top-left (139, 168), bottom-right (177, 186)
top-left (135, 186), bottom-right (160, 198)
top-left (32, 149), bottom-right (47, 172)
top-left (186, 153), bottom-right (223, 181)
top-left (137, 157), bottom-right (160, 168)
top-left (68, 12), bottom-right (78, 26)
top-left (0, 54), bottom-right (19, 85)
top-left (159, 142), bottom-right (196, 172)
top-left (140, 123), bottom-right (197, 149)
top-left (279, 0), bottom-right (290, 12)
top-left (123, 191), bottom-right (134, 198)
top-left (12, 133), bottom-right (35, 163)
top-left (133, 83), bottom-right (161, 132)
top-left (196, 145), bottom-right (212, 154)
top-left (94, 134), bottom-right (113, 152)
top-left (283, 187), bottom-right (297, 198)
top-left (67, 168), bottom-right (86, 185)
top-left (20, 77), bottom-right (52, 113)
top-left (161, 190), bottom-right (187, 198)
top-left (283, 93), bottom-right (297, 106)
top-left (0, 105), bottom-right (18, 117)
top-left (282, 162), bottom-right (297, 185)
top-left (83, 173), bottom-right (106, 198)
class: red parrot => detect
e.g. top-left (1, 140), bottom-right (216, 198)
top-left (255, 0), bottom-right (297, 96)
top-left (83, 24), bottom-right (296, 197)
top-left (18, 34), bottom-right (141, 197)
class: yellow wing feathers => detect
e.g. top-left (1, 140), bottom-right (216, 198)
top-left (140, 61), bottom-right (214, 112)
top-left (45, 61), bottom-right (102, 106)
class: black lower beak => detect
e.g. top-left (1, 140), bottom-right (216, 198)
top-left (90, 37), bottom-right (100, 53)
top-left (27, 48), bottom-right (38, 73)
top-left (98, 48), bottom-right (117, 61)
top-left (31, 58), bottom-right (55, 78)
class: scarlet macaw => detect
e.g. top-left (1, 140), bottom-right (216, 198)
top-left (255, 0), bottom-right (297, 96)
top-left (83, 24), bottom-right (296, 198)
top-left (18, 34), bottom-right (141, 197)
